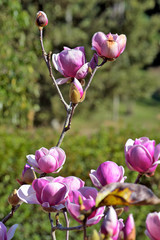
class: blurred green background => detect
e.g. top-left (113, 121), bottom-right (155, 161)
top-left (0, 0), bottom-right (160, 239)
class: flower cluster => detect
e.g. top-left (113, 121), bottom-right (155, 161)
top-left (2, 10), bottom-right (160, 240)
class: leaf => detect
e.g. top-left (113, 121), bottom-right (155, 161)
top-left (96, 182), bottom-right (160, 207)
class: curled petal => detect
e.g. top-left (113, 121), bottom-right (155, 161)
top-left (116, 34), bottom-right (127, 56)
top-left (92, 32), bottom-right (107, 56)
top-left (75, 63), bottom-right (89, 79)
top-left (27, 154), bottom-right (39, 169)
top-left (89, 170), bottom-right (103, 189)
top-left (7, 224), bottom-right (18, 240)
top-left (17, 185), bottom-right (39, 204)
top-left (56, 77), bottom-right (71, 85)
top-left (52, 53), bottom-right (64, 75)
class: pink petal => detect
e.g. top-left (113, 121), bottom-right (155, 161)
top-left (154, 143), bottom-right (160, 162)
top-left (116, 34), bottom-right (127, 56)
top-left (56, 77), bottom-right (71, 85)
top-left (17, 185), bottom-right (39, 204)
top-left (89, 170), bottom-right (102, 189)
top-left (92, 32), bottom-right (107, 56)
top-left (27, 154), bottom-right (39, 169)
top-left (41, 182), bottom-right (69, 206)
top-left (75, 63), bottom-right (89, 79)
top-left (7, 224), bottom-right (18, 240)
top-left (101, 40), bottom-right (119, 58)
top-left (125, 139), bottom-right (134, 154)
top-left (52, 53), bottom-right (64, 75)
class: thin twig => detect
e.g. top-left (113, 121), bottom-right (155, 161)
top-left (134, 173), bottom-right (143, 184)
top-left (63, 210), bottom-right (70, 240)
top-left (52, 224), bottom-right (84, 231)
top-left (83, 218), bottom-right (87, 240)
top-left (39, 28), bottom-right (69, 111)
top-left (2, 205), bottom-right (21, 224)
top-left (49, 213), bottom-right (56, 240)
top-left (85, 59), bottom-right (107, 93)
top-left (56, 103), bottom-right (72, 147)
top-left (47, 52), bottom-right (69, 110)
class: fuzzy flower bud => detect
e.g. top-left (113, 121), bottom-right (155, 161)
top-left (8, 189), bottom-right (21, 206)
top-left (123, 214), bottom-right (136, 240)
top-left (69, 78), bottom-right (85, 104)
top-left (36, 11), bottom-right (48, 28)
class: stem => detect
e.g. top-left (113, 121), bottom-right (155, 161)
top-left (2, 205), bottom-right (20, 224)
top-left (39, 28), bottom-right (69, 111)
top-left (85, 59), bottom-right (107, 93)
top-left (63, 210), bottom-right (69, 240)
top-left (83, 219), bottom-right (87, 240)
top-left (56, 103), bottom-right (75, 147)
top-left (134, 173), bottom-right (143, 184)
top-left (49, 213), bottom-right (56, 240)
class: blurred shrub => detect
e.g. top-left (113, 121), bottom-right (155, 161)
top-left (0, 125), bottom-right (160, 239)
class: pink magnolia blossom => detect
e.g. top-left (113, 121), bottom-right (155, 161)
top-left (0, 222), bottom-right (18, 240)
top-left (123, 214), bottom-right (136, 240)
top-left (66, 187), bottom-right (105, 226)
top-left (52, 47), bottom-right (88, 85)
top-left (125, 137), bottom-right (160, 175)
top-left (100, 206), bottom-right (123, 240)
top-left (89, 161), bottom-right (126, 189)
top-left (27, 147), bottom-right (66, 174)
top-left (17, 177), bottom-right (69, 212)
top-left (92, 32), bottom-right (127, 60)
top-left (145, 212), bottom-right (160, 240)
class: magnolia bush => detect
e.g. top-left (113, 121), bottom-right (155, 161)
top-left (1, 11), bottom-right (160, 240)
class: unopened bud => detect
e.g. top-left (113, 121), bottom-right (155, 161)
top-left (22, 164), bottom-right (37, 184)
top-left (36, 11), bottom-right (48, 28)
top-left (8, 189), bottom-right (20, 206)
top-left (69, 79), bottom-right (84, 104)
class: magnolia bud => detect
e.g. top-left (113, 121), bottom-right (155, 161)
top-left (8, 189), bottom-right (20, 206)
top-left (36, 11), bottom-right (48, 28)
top-left (69, 79), bottom-right (84, 104)
top-left (21, 164), bottom-right (37, 184)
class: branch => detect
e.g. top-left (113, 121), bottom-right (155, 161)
top-left (85, 59), bottom-right (107, 93)
top-left (49, 213), bottom-right (56, 240)
top-left (134, 173), bottom-right (143, 184)
top-left (39, 28), bottom-right (69, 111)
top-left (56, 103), bottom-right (75, 147)
top-left (2, 204), bottom-right (21, 224)
top-left (63, 210), bottom-right (70, 240)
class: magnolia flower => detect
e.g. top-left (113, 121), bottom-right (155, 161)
top-left (66, 187), bottom-right (105, 226)
top-left (145, 212), bottom-right (160, 240)
top-left (125, 137), bottom-right (160, 175)
top-left (27, 147), bottom-right (66, 174)
top-left (89, 161), bottom-right (126, 189)
top-left (17, 177), bottom-right (69, 212)
top-left (52, 47), bottom-right (88, 84)
top-left (0, 222), bottom-right (18, 240)
top-left (92, 32), bottom-right (127, 60)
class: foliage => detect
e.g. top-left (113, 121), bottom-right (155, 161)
top-left (0, 0), bottom-right (160, 126)
top-left (0, 125), bottom-right (160, 239)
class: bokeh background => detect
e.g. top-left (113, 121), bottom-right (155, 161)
top-left (0, 0), bottom-right (160, 239)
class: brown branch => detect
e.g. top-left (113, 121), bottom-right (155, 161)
top-left (2, 204), bottom-right (21, 224)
